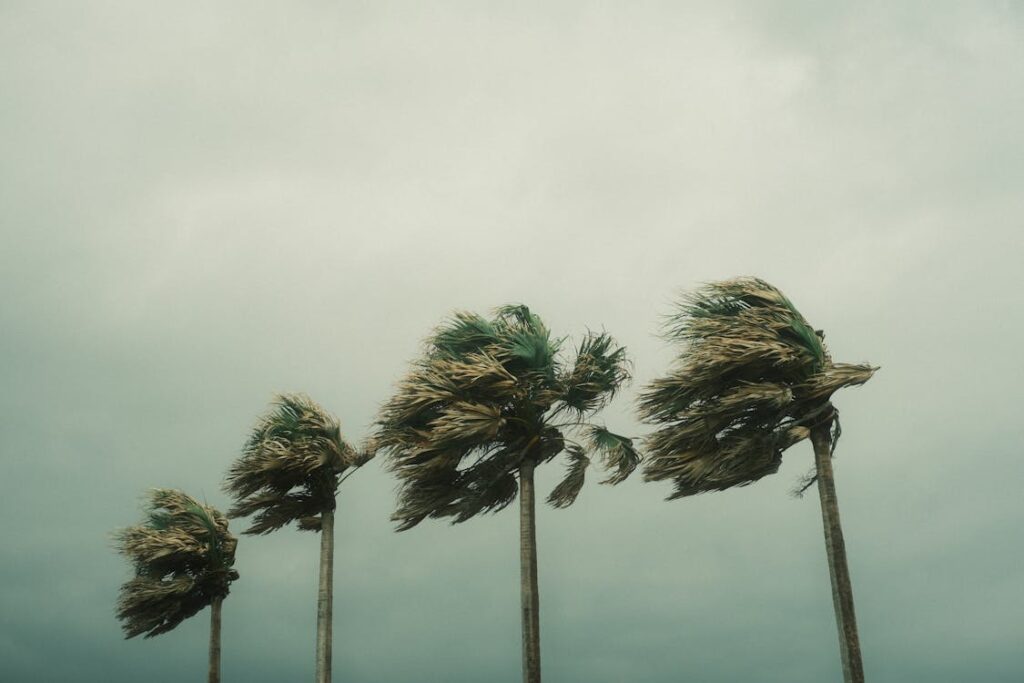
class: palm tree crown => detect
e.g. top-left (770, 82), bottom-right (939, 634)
top-left (223, 393), bottom-right (370, 534)
top-left (115, 489), bottom-right (239, 638)
top-left (640, 277), bottom-right (876, 497)
top-left (224, 393), bottom-right (372, 683)
top-left (377, 304), bottom-right (640, 530)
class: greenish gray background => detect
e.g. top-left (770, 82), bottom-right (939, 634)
top-left (1, 2), bottom-right (1021, 681)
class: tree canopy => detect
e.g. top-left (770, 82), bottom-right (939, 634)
top-left (115, 489), bottom-right (238, 639)
top-left (224, 394), bottom-right (372, 535)
top-left (377, 304), bottom-right (640, 530)
top-left (639, 277), bottom-right (876, 499)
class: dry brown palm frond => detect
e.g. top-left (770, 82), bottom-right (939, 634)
top-left (226, 490), bottom-right (326, 535)
top-left (224, 393), bottom-right (370, 535)
top-left (435, 353), bottom-right (522, 398)
top-left (116, 576), bottom-right (201, 638)
top-left (429, 402), bottom-right (506, 447)
top-left (114, 489), bottom-right (238, 639)
top-left (640, 277), bottom-right (876, 497)
top-left (795, 363), bottom-right (877, 405)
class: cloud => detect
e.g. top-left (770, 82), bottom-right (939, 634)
top-left (1, 2), bottom-right (1022, 681)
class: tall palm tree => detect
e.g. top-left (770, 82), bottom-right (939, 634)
top-left (223, 393), bottom-right (373, 683)
top-left (377, 304), bottom-right (639, 683)
top-left (639, 277), bottom-right (876, 683)
top-left (115, 488), bottom-right (239, 683)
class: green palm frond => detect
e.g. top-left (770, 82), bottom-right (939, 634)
top-left (432, 312), bottom-right (500, 359)
top-left (378, 304), bottom-right (636, 529)
top-left (559, 332), bottom-right (631, 415)
top-left (224, 393), bottom-right (369, 535)
top-left (641, 277), bottom-right (876, 499)
top-left (494, 304), bottom-right (562, 378)
top-left (585, 425), bottom-right (641, 485)
top-left (115, 489), bottom-right (238, 639)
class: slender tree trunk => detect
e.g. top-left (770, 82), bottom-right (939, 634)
top-left (519, 460), bottom-right (541, 683)
top-left (208, 596), bottom-right (222, 683)
top-left (315, 509), bottom-right (335, 683)
top-left (811, 421), bottom-right (864, 683)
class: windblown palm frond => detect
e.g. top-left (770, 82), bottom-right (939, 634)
top-left (377, 305), bottom-right (637, 530)
top-left (115, 489), bottom-right (238, 639)
top-left (546, 445), bottom-right (590, 509)
top-left (586, 425), bottom-right (642, 485)
top-left (560, 332), bottom-right (631, 415)
top-left (640, 277), bottom-right (875, 499)
top-left (224, 394), bottom-right (373, 535)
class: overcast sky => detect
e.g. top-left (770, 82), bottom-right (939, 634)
top-left (2, 2), bottom-right (1022, 682)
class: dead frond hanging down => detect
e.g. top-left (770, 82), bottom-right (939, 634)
top-left (639, 277), bottom-right (876, 499)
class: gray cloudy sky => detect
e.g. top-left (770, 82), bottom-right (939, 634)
top-left (2, 2), bottom-right (1022, 681)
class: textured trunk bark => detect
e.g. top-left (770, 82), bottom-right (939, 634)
top-left (315, 509), bottom-right (335, 683)
top-left (811, 422), bottom-right (865, 683)
top-left (208, 596), bottom-right (222, 683)
top-left (519, 460), bottom-right (541, 683)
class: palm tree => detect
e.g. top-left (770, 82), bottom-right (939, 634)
top-left (377, 304), bottom-right (639, 683)
top-left (115, 488), bottom-right (239, 683)
top-left (223, 393), bottom-right (373, 683)
top-left (639, 277), bottom-right (875, 683)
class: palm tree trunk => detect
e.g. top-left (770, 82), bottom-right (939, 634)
top-left (208, 596), bottom-right (222, 683)
top-left (519, 459), bottom-right (542, 683)
top-left (811, 422), bottom-right (864, 683)
top-left (315, 509), bottom-right (335, 683)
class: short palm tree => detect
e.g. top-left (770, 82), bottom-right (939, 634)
top-left (115, 488), bottom-right (239, 683)
top-left (639, 277), bottom-right (875, 683)
top-left (223, 393), bottom-right (373, 683)
top-left (377, 304), bottom-right (639, 683)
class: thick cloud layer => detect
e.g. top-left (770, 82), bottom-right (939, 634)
top-left (2, 2), bottom-right (1022, 681)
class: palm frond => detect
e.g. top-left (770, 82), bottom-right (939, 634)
top-left (546, 445), bottom-right (590, 508)
top-left (559, 332), bottom-right (631, 415)
top-left (431, 311), bottom-right (500, 360)
top-left (226, 491), bottom-right (325, 536)
top-left (494, 305), bottom-right (561, 377)
top-left (795, 363), bottom-right (877, 405)
top-left (585, 425), bottom-right (641, 485)
top-left (347, 436), bottom-right (379, 468)
top-left (427, 401), bottom-right (506, 448)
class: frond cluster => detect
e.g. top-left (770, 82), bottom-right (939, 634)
top-left (115, 489), bottom-right (238, 639)
top-left (378, 305), bottom-right (638, 530)
top-left (640, 277), bottom-right (875, 499)
top-left (224, 394), bottom-right (369, 535)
